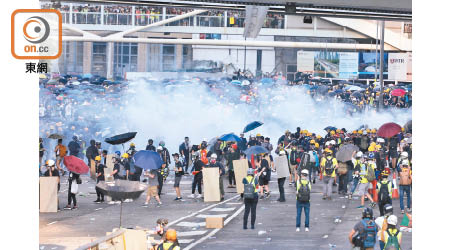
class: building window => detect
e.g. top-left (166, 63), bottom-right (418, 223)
top-left (162, 44), bottom-right (176, 71)
top-left (92, 42), bottom-right (107, 76)
top-left (113, 42), bottom-right (138, 78)
top-left (182, 45), bottom-right (192, 69)
top-left (60, 41), bottom-right (83, 75)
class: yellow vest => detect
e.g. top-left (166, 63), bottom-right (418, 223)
top-left (245, 175), bottom-right (257, 192)
top-left (160, 242), bottom-right (180, 250)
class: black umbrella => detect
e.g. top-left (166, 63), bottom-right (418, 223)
top-left (96, 179), bottom-right (147, 227)
top-left (48, 133), bottom-right (64, 139)
top-left (324, 126), bottom-right (337, 131)
top-left (105, 132), bottom-right (137, 145)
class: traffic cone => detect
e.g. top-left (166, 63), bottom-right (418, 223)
top-left (372, 180), bottom-right (378, 202)
top-left (320, 171), bottom-right (323, 180)
top-left (392, 178), bottom-right (399, 199)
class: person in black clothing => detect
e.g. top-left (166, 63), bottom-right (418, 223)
top-left (121, 154), bottom-right (131, 180)
top-left (238, 133), bottom-right (248, 152)
top-left (189, 152), bottom-right (204, 198)
top-left (146, 139), bottom-right (156, 151)
top-left (101, 150), bottom-right (108, 165)
top-left (242, 168), bottom-right (260, 229)
top-left (388, 136), bottom-right (399, 170)
top-left (39, 138), bottom-right (45, 167)
top-left (68, 136), bottom-right (81, 157)
top-left (43, 160), bottom-right (60, 191)
top-left (94, 156), bottom-right (105, 203)
top-left (64, 172), bottom-right (80, 210)
top-left (111, 156), bottom-right (123, 180)
top-left (294, 127), bottom-right (301, 139)
top-left (179, 137), bottom-right (191, 173)
top-left (247, 135), bottom-right (259, 147)
top-left (225, 144), bottom-right (239, 188)
top-left (86, 140), bottom-right (99, 164)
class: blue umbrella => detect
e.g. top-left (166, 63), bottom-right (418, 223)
top-left (219, 133), bottom-right (241, 142)
top-left (244, 146), bottom-right (268, 156)
top-left (231, 80), bottom-right (242, 85)
top-left (324, 126), bottom-right (337, 131)
top-left (261, 78), bottom-right (274, 85)
top-left (310, 86), bottom-right (319, 90)
top-left (334, 89), bottom-right (344, 94)
top-left (133, 150), bottom-right (163, 170)
top-left (243, 121), bottom-right (264, 133)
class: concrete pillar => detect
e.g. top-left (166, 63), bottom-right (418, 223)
top-left (106, 42), bottom-right (114, 79)
top-left (150, 44), bottom-right (161, 71)
top-left (137, 34), bottom-right (147, 72)
top-left (176, 42), bottom-right (183, 69)
top-left (69, 3), bottom-right (73, 24)
top-left (163, 7), bottom-right (166, 20)
top-left (224, 11), bottom-right (227, 27)
top-left (101, 5), bottom-right (104, 25)
top-left (83, 42), bottom-right (92, 74)
top-left (132, 6), bottom-right (135, 26)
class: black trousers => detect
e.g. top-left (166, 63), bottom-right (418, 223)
top-left (192, 173), bottom-right (202, 194)
top-left (96, 179), bottom-right (104, 200)
top-left (184, 155), bottom-right (190, 173)
top-left (157, 172), bottom-right (164, 196)
top-left (243, 197), bottom-right (258, 228)
top-left (379, 198), bottom-right (392, 216)
top-left (67, 179), bottom-right (77, 206)
top-left (338, 173), bottom-right (348, 193)
top-left (228, 170), bottom-right (236, 185)
top-left (278, 177), bottom-right (286, 201)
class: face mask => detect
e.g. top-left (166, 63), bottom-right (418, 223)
top-left (211, 159), bottom-right (216, 164)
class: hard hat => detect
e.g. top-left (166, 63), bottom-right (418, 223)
top-left (46, 159), bottom-right (55, 166)
top-left (375, 144), bottom-right (382, 149)
top-left (166, 229), bottom-right (177, 241)
top-left (157, 146), bottom-right (163, 151)
top-left (362, 131), bottom-right (367, 135)
top-left (371, 129), bottom-right (376, 133)
top-left (366, 128), bottom-right (371, 132)
top-left (307, 133), bottom-right (312, 137)
top-left (115, 151), bottom-right (121, 156)
top-left (402, 160), bottom-right (409, 166)
top-left (363, 207), bottom-right (374, 219)
top-left (383, 204), bottom-right (393, 215)
top-left (368, 146), bottom-right (375, 152)
top-left (358, 130), bottom-right (363, 134)
top-left (336, 129), bottom-right (341, 133)
top-left (310, 140), bottom-right (316, 144)
top-left (401, 127), bottom-right (405, 132)
top-left (370, 142), bottom-right (376, 147)
top-left (325, 148), bottom-right (332, 154)
top-left (285, 130), bottom-right (290, 134)
top-left (352, 130), bottom-right (357, 134)
top-left (356, 151), bottom-right (363, 158)
top-left (279, 150), bottom-right (286, 155)
top-left (304, 130), bottom-right (308, 134)
top-left (381, 170), bottom-right (389, 177)
top-left (330, 130), bottom-right (335, 135)
top-left (377, 138), bottom-right (385, 143)
top-left (122, 153), bottom-right (129, 158)
top-left (316, 135), bottom-right (322, 139)
top-left (95, 155), bottom-right (101, 161)
top-left (330, 140), bottom-right (336, 145)
top-left (315, 143), bottom-right (319, 148)
top-left (256, 133), bottom-right (261, 137)
top-left (301, 169), bottom-right (309, 175)
top-left (387, 215), bottom-right (398, 226)
top-left (211, 153), bottom-right (217, 159)
top-left (130, 143), bottom-right (135, 147)
top-left (159, 141), bottom-right (165, 147)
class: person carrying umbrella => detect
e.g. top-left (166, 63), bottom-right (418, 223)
top-left (94, 155), bottom-right (105, 203)
top-left (63, 171), bottom-right (81, 210)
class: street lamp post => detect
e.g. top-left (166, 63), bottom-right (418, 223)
top-left (377, 21), bottom-right (385, 110)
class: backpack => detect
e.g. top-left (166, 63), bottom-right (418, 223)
top-left (290, 151), bottom-right (299, 165)
top-left (378, 181), bottom-right (391, 203)
top-left (366, 164), bottom-right (376, 182)
top-left (296, 180), bottom-right (310, 202)
top-left (117, 163), bottom-right (126, 178)
top-left (384, 230), bottom-right (401, 250)
top-left (337, 162), bottom-right (348, 175)
top-left (361, 219), bottom-right (377, 248)
top-left (361, 136), bottom-right (369, 150)
top-left (243, 177), bottom-right (256, 199)
top-left (399, 168), bottom-right (412, 185)
top-left (300, 153), bottom-right (310, 169)
top-left (324, 158), bottom-right (334, 175)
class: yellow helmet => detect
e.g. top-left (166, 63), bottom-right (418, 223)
top-left (375, 144), bottom-right (382, 149)
top-left (401, 127), bottom-right (405, 132)
top-left (122, 153), bottom-right (129, 158)
top-left (256, 133), bottom-right (262, 137)
top-left (325, 148), bottom-right (333, 154)
top-left (371, 129), bottom-right (376, 133)
top-left (352, 130), bottom-right (357, 134)
top-left (310, 140), bottom-right (316, 144)
top-left (368, 146), bottom-right (375, 152)
top-left (370, 142), bottom-right (376, 147)
top-left (315, 143), bottom-right (319, 148)
top-left (130, 143), bottom-right (135, 147)
top-left (95, 155), bottom-right (101, 161)
top-left (336, 129), bottom-right (341, 133)
top-left (358, 130), bottom-right (363, 134)
top-left (316, 135), bottom-right (322, 139)
top-left (330, 131), bottom-right (335, 135)
top-left (166, 229), bottom-right (177, 241)
top-left (366, 128), bottom-right (371, 132)
top-left (307, 133), bottom-right (312, 137)
top-left (304, 130), bottom-right (309, 134)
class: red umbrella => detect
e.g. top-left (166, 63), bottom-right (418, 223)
top-left (377, 122), bottom-right (402, 138)
top-left (391, 89), bottom-right (406, 97)
top-left (63, 155), bottom-right (89, 174)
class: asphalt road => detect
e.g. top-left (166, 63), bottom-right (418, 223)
top-left (39, 171), bottom-right (412, 250)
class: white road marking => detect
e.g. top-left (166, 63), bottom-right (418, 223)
top-left (166, 194), bottom-right (239, 227)
top-left (177, 230), bottom-right (208, 237)
top-left (226, 202), bottom-right (242, 205)
top-left (196, 214), bottom-right (228, 218)
top-left (178, 239), bottom-right (195, 244)
top-left (47, 221), bottom-right (58, 225)
top-left (210, 207), bottom-right (236, 212)
top-left (184, 205), bottom-right (245, 250)
top-left (177, 222), bottom-right (206, 227)
top-left (94, 208), bottom-right (103, 211)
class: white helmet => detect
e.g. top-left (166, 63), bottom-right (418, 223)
top-left (279, 150), bottom-right (286, 156)
top-left (325, 141), bottom-right (330, 146)
top-left (401, 160), bottom-right (409, 166)
top-left (330, 140), bottom-right (336, 145)
top-left (46, 159), bottom-right (55, 166)
top-left (376, 138), bottom-right (385, 143)
top-left (210, 153), bottom-right (217, 159)
top-left (401, 152), bottom-right (408, 158)
top-left (387, 215), bottom-right (398, 226)
top-left (362, 131), bottom-right (367, 135)
top-left (157, 146), bottom-right (163, 151)
top-left (356, 151), bottom-right (363, 158)
top-left (301, 169), bottom-right (309, 175)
